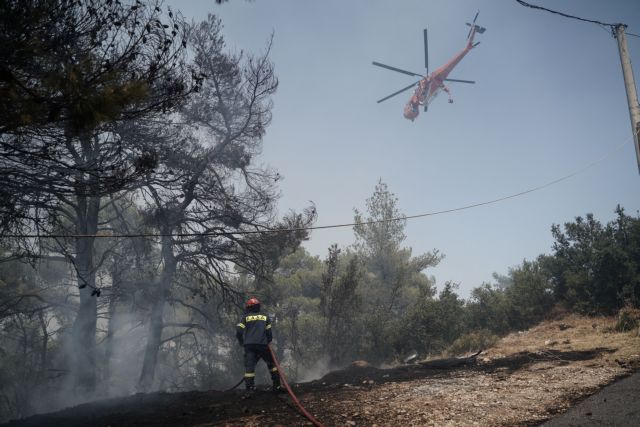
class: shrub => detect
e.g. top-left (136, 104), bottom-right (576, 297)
top-left (613, 306), bottom-right (640, 332)
top-left (445, 329), bottom-right (499, 356)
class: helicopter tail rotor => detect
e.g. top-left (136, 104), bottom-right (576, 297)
top-left (466, 11), bottom-right (486, 39)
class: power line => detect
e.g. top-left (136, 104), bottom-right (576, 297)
top-left (516, 1), bottom-right (640, 40)
top-left (3, 137), bottom-right (632, 240)
top-left (515, 0), bottom-right (617, 30)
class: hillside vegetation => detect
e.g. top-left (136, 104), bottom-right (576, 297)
top-left (4, 310), bottom-right (639, 426)
top-left (1, 2), bottom-right (639, 425)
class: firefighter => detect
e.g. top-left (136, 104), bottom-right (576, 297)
top-left (236, 297), bottom-right (282, 395)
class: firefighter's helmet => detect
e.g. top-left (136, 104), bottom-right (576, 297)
top-left (246, 297), bottom-right (260, 309)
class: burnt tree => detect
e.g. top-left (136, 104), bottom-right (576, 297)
top-left (0, 0), bottom-right (197, 392)
top-left (135, 15), bottom-right (315, 390)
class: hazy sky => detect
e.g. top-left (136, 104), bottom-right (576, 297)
top-left (169, 0), bottom-right (640, 296)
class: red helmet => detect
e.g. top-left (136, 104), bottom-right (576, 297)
top-left (246, 297), bottom-right (260, 309)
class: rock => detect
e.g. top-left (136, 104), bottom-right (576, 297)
top-left (544, 339), bottom-right (558, 346)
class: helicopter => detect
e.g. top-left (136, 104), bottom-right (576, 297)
top-left (373, 12), bottom-right (485, 121)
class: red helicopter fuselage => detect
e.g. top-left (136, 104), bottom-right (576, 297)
top-left (403, 25), bottom-right (480, 121)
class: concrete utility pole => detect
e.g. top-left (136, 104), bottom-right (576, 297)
top-left (613, 24), bottom-right (640, 175)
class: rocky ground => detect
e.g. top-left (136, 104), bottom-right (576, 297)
top-left (3, 313), bottom-right (639, 427)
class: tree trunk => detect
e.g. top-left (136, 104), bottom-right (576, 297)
top-left (69, 194), bottom-right (100, 392)
top-left (38, 310), bottom-right (48, 379)
top-left (103, 283), bottom-right (119, 388)
top-left (138, 233), bottom-right (176, 391)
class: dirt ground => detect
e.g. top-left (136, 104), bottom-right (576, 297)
top-left (3, 314), bottom-right (639, 427)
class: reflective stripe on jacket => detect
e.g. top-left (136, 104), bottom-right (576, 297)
top-left (236, 312), bottom-right (272, 346)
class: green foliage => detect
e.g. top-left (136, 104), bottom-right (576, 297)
top-left (352, 180), bottom-right (442, 362)
top-left (504, 258), bottom-right (554, 330)
top-left (548, 206), bottom-right (640, 314)
top-left (391, 282), bottom-right (466, 357)
top-left (465, 206), bottom-right (640, 343)
top-left (353, 179), bottom-right (406, 260)
top-left (467, 257), bottom-right (554, 334)
top-left (320, 245), bottom-right (363, 366)
top-left (467, 283), bottom-right (511, 334)
top-left (0, 0), bottom-right (194, 134)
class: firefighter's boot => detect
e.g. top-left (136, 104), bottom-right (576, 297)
top-left (243, 376), bottom-right (256, 398)
top-left (271, 370), bottom-right (283, 393)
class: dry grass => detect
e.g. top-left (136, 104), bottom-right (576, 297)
top-left (311, 311), bottom-right (640, 427)
top-left (218, 311), bottom-right (640, 426)
top-left (484, 313), bottom-right (640, 362)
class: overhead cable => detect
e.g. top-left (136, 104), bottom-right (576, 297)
top-left (3, 137), bottom-right (632, 240)
top-left (515, 0), bottom-right (617, 29)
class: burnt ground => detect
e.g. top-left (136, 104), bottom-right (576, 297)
top-left (3, 315), bottom-right (640, 426)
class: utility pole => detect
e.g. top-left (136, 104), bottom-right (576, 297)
top-left (613, 24), bottom-right (640, 175)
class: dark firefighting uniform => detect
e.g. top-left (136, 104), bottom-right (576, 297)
top-left (236, 309), bottom-right (280, 390)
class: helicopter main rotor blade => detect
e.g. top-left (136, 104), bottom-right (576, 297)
top-left (372, 61), bottom-right (423, 77)
top-left (423, 28), bottom-right (429, 73)
top-left (377, 80), bottom-right (421, 103)
top-left (444, 78), bottom-right (475, 84)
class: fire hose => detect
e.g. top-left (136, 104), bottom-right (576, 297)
top-left (224, 376), bottom-right (245, 392)
top-left (225, 346), bottom-right (325, 427)
top-left (268, 344), bottom-right (325, 427)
